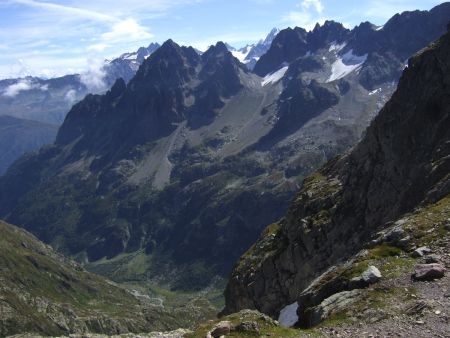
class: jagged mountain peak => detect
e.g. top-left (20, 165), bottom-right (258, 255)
top-left (352, 21), bottom-right (377, 33)
top-left (203, 41), bottom-right (231, 58)
top-left (253, 26), bottom-right (308, 76)
top-left (313, 20), bottom-right (347, 31)
top-left (131, 39), bottom-right (200, 88)
top-left (147, 42), bottom-right (160, 49)
top-left (263, 27), bottom-right (280, 44)
top-left (202, 41), bottom-right (246, 74)
top-left (308, 20), bottom-right (350, 50)
top-left (154, 38), bottom-right (182, 55)
top-left (145, 39), bottom-right (200, 65)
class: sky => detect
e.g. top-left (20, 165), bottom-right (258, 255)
top-left (0, 0), bottom-right (446, 79)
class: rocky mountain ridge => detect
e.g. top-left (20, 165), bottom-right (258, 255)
top-left (223, 19), bottom-right (450, 334)
top-left (255, 2), bottom-right (450, 90)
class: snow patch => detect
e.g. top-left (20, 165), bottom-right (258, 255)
top-left (124, 53), bottom-right (138, 60)
top-left (327, 49), bottom-right (367, 82)
top-left (278, 302), bottom-right (299, 327)
top-left (369, 88), bottom-right (381, 96)
top-left (232, 49), bottom-right (251, 62)
top-left (329, 41), bottom-right (346, 52)
top-left (376, 25), bottom-right (384, 31)
top-left (262, 66), bottom-right (289, 86)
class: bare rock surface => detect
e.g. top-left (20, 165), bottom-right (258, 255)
top-left (412, 263), bottom-right (446, 281)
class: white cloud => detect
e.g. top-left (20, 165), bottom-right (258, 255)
top-left (283, 0), bottom-right (326, 31)
top-left (3, 81), bottom-right (32, 97)
top-left (39, 68), bottom-right (63, 79)
top-left (2, 79), bottom-right (48, 97)
top-left (301, 0), bottom-right (324, 14)
top-left (9, 0), bottom-right (116, 22)
top-left (101, 18), bottom-right (153, 43)
top-left (79, 58), bottom-right (107, 92)
top-left (65, 89), bottom-right (78, 103)
top-left (0, 0), bottom-right (203, 78)
top-left (87, 43), bottom-right (110, 52)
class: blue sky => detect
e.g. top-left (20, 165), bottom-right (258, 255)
top-left (0, 0), bottom-right (445, 79)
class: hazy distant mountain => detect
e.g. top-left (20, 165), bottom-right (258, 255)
top-left (0, 3), bottom-right (449, 293)
top-left (228, 28), bottom-right (280, 69)
top-left (0, 43), bottom-right (160, 125)
top-left (0, 115), bottom-right (57, 175)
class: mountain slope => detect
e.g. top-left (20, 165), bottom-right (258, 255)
top-left (223, 21), bottom-right (450, 332)
top-left (0, 220), bottom-right (177, 336)
top-left (0, 5), bottom-right (448, 293)
top-left (0, 115), bottom-right (57, 174)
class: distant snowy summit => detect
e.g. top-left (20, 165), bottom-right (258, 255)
top-left (228, 28), bottom-right (280, 69)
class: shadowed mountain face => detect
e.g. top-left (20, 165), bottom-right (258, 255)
top-left (56, 41), bottom-right (245, 164)
top-left (0, 4), bottom-right (448, 290)
top-left (224, 22), bottom-right (450, 324)
top-left (0, 115), bottom-right (57, 175)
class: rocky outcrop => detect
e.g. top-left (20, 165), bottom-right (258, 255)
top-left (303, 289), bottom-right (362, 327)
top-left (223, 22), bottom-right (450, 326)
top-left (412, 264), bottom-right (446, 281)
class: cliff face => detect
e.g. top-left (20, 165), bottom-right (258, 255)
top-left (223, 24), bottom-right (450, 321)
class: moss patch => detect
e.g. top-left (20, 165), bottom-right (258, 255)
top-left (403, 195), bottom-right (450, 246)
top-left (235, 221), bottom-right (286, 274)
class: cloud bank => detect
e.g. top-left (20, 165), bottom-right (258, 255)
top-left (3, 79), bottom-right (48, 97)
